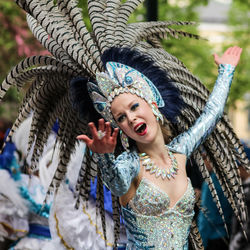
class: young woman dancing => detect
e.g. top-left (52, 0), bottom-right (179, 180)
top-left (76, 46), bottom-right (242, 249)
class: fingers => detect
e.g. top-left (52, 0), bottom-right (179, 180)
top-left (225, 47), bottom-right (233, 55)
top-left (98, 119), bottom-right (105, 132)
top-left (228, 46), bottom-right (242, 66)
top-left (230, 46), bottom-right (241, 55)
top-left (105, 122), bottom-right (111, 138)
top-left (230, 46), bottom-right (237, 54)
top-left (215, 46), bottom-right (243, 66)
top-left (112, 128), bottom-right (119, 141)
top-left (76, 135), bottom-right (92, 146)
top-left (235, 47), bottom-right (242, 57)
top-left (88, 122), bottom-right (98, 140)
top-left (226, 46), bottom-right (242, 56)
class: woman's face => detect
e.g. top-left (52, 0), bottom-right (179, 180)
top-left (111, 93), bottom-right (160, 145)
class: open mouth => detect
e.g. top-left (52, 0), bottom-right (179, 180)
top-left (134, 123), bottom-right (147, 135)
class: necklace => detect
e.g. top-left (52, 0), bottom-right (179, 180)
top-left (139, 149), bottom-right (178, 180)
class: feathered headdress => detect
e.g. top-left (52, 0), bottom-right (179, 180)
top-left (1, 0), bottom-right (249, 248)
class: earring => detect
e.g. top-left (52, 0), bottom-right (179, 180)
top-left (151, 104), bottom-right (164, 125)
top-left (120, 130), bottom-right (130, 152)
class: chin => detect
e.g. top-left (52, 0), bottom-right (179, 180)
top-left (137, 136), bottom-right (155, 145)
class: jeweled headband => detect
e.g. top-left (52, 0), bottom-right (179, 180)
top-left (87, 62), bottom-right (165, 127)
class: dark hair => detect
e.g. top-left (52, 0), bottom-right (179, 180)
top-left (69, 77), bottom-right (101, 123)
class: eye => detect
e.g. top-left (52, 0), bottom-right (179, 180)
top-left (131, 103), bottom-right (139, 111)
top-left (117, 114), bottom-right (126, 123)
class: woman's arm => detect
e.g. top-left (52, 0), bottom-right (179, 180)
top-left (77, 119), bottom-right (139, 196)
top-left (95, 151), bottom-right (140, 196)
top-left (168, 46), bottom-right (242, 157)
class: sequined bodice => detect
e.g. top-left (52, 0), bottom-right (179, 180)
top-left (122, 178), bottom-right (195, 249)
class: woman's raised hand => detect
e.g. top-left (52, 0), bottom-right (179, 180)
top-left (213, 46), bottom-right (242, 66)
top-left (77, 119), bottom-right (119, 153)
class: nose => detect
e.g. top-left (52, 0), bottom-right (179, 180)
top-left (127, 112), bottom-right (136, 124)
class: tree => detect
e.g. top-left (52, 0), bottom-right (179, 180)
top-left (0, 0), bottom-right (48, 120)
top-left (224, 0), bottom-right (250, 105)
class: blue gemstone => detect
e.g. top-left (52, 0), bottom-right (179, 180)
top-left (125, 76), bottom-right (133, 85)
top-left (96, 103), bottom-right (104, 111)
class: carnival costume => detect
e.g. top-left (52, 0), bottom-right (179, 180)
top-left (1, 0), bottom-right (249, 249)
top-left (0, 116), bottom-right (56, 249)
top-left (39, 138), bottom-right (126, 249)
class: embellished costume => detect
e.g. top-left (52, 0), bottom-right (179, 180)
top-left (124, 178), bottom-right (194, 249)
top-left (39, 139), bottom-right (124, 250)
top-left (95, 64), bottom-right (236, 249)
top-left (1, 0), bottom-right (249, 249)
top-left (0, 116), bottom-right (56, 250)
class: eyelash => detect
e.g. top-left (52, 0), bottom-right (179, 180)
top-left (131, 103), bottom-right (139, 111)
top-left (117, 103), bottom-right (139, 123)
top-left (117, 115), bottom-right (125, 123)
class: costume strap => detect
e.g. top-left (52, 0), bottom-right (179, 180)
top-left (168, 64), bottom-right (235, 157)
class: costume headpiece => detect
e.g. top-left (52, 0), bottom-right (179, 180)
top-left (88, 62), bottom-right (165, 127)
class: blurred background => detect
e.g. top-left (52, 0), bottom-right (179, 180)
top-left (0, 0), bottom-right (249, 144)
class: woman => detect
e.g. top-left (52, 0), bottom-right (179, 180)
top-left (75, 46), bottom-right (242, 249)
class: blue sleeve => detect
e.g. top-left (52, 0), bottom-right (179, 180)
top-left (95, 151), bottom-right (140, 197)
top-left (168, 64), bottom-right (235, 157)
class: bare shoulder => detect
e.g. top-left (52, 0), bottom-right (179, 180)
top-left (173, 153), bottom-right (187, 165)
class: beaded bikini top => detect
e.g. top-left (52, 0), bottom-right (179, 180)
top-left (122, 178), bottom-right (195, 249)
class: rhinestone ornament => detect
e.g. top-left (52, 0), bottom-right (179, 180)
top-left (139, 148), bottom-right (178, 180)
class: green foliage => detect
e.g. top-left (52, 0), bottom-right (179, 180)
top-left (224, 0), bottom-right (250, 105)
top-left (0, 0), bottom-right (27, 120)
top-left (0, 1), bottom-right (24, 83)
top-left (78, 0), bottom-right (92, 31)
top-left (0, 0), bottom-right (46, 121)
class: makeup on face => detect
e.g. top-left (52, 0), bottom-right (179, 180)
top-left (111, 93), bottom-right (159, 144)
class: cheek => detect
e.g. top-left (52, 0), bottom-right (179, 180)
top-left (143, 108), bottom-right (155, 121)
top-left (119, 122), bottom-right (131, 135)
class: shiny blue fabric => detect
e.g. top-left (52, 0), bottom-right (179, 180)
top-left (0, 141), bottom-right (20, 180)
top-left (168, 64), bottom-right (235, 157)
top-left (90, 177), bottom-right (113, 214)
top-left (28, 224), bottom-right (51, 238)
top-left (98, 151), bottom-right (140, 196)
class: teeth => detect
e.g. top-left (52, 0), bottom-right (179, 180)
top-left (136, 124), bottom-right (144, 132)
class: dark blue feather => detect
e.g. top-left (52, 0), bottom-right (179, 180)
top-left (69, 77), bottom-right (100, 122)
